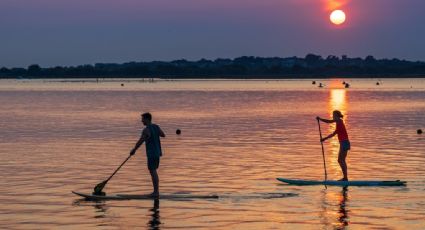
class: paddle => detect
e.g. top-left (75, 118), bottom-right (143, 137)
top-left (317, 118), bottom-right (328, 185)
top-left (93, 155), bottom-right (132, 195)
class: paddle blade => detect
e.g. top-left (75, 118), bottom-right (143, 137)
top-left (93, 180), bottom-right (107, 196)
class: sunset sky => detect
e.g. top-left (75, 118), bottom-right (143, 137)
top-left (1, 0), bottom-right (425, 67)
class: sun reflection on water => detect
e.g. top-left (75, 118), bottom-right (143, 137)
top-left (321, 88), bottom-right (351, 228)
top-left (320, 187), bottom-right (350, 229)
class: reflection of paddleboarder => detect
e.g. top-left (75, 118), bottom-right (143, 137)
top-left (317, 110), bottom-right (350, 181)
top-left (148, 199), bottom-right (161, 229)
top-left (338, 187), bottom-right (349, 228)
top-left (130, 113), bottom-right (165, 197)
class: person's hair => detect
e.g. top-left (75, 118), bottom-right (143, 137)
top-left (142, 112), bottom-right (152, 121)
top-left (333, 110), bottom-right (344, 118)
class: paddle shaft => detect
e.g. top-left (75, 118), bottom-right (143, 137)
top-left (105, 155), bottom-right (132, 183)
top-left (317, 119), bottom-right (328, 181)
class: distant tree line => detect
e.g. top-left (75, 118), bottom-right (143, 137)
top-left (1, 54), bottom-right (425, 78)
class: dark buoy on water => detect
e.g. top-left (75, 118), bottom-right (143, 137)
top-left (376, 82), bottom-right (380, 86)
top-left (176, 129), bottom-right (181, 135)
top-left (312, 81), bottom-right (316, 85)
top-left (121, 83), bottom-right (124, 87)
top-left (418, 129), bottom-right (423, 134)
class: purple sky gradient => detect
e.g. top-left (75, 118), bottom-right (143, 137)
top-left (1, 0), bottom-right (425, 67)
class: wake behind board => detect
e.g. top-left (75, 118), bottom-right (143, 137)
top-left (72, 191), bottom-right (219, 200)
top-left (277, 178), bottom-right (406, 186)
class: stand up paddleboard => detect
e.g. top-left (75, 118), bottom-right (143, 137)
top-left (72, 191), bottom-right (219, 200)
top-left (277, 178), bottom-right (406, 186)
top-left (72, 191), bottom-right (299, 200)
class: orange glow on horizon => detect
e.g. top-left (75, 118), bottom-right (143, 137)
top-left (329, 79), bottom-right (347, 89)
top-left (325, 0), bottom-right (348, 11)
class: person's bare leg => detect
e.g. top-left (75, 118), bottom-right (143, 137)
top-left (149, 169), bottom-right (159, 196)
top-left (338, 149), bottom-right (348, 181)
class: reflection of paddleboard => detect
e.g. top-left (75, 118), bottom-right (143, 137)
top-left (277, 178), bottom-right (406, 186)
top-left (72, 191), bottom-right (219, 200)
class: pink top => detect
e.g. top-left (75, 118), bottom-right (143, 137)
top-left (336, 120), bottom-right (349, 142)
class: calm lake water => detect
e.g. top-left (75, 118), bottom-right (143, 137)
top-left (0, 78), bottom-right (424, 229)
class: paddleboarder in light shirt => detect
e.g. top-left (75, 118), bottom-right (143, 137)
top-left (317, 110), bottom-right (350, 181)
top-left (130, 112), bottom-right (165, 197)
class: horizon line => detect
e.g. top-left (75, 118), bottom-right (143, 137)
top-left (2, 54), bottom-right (425, 69)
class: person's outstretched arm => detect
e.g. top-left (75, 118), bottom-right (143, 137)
top-left (321, 130), bottom-right (337, 142)
top-left (317, 116), bottom-right (335, 124)
top-left (130, 128), bottom-right (149, 155)
top-left (158, 126), bottom-right (166, 137)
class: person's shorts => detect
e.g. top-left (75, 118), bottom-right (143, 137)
top-left (340, 140), bottom-right (351, 151)
top-left (147, 156), bottom-right (160, 171)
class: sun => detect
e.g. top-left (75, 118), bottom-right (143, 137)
top-left (330, 10), bottom-right (346, 25)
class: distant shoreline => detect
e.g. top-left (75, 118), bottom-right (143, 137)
top-left (5, 76), bottom-right (425, 81)
top-left (2, 55), bottom-right (425, 79)
top-left (4, 75), bottom-right (425, 79)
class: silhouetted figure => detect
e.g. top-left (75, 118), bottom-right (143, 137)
top-left (342, 81), bottom-right (346, 85)
top-left (317, 110), bottom-right (350, 181)
top-left (418, 129), bottom-right (423, 134)
top-left (312, 81), bottom-right (316, 85)
top-left (344, 83), bottom-right (350, 88)
top-left (319, 83), bottom-right (324, 88)
top-left (130, 113), bottom-right (166, 197)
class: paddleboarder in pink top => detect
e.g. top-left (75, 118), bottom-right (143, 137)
top-left (317, 110), bottom-right (350, 181)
